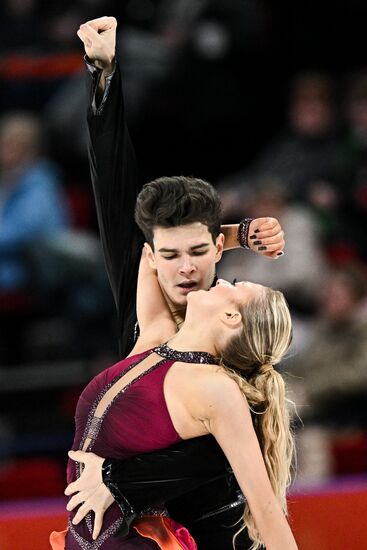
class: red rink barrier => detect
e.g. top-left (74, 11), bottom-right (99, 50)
top-left (0, 498), bottom-right (67, 550)
top-left (288, 477), bottom-right (367, 550)
top-left (1, 478), bottom-right (367, 550)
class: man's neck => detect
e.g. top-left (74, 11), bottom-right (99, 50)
top-left (160, 287), bottom-right (186, 330)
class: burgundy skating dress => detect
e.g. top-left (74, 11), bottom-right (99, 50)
top-left (53, 344), bottom-right (217, 549)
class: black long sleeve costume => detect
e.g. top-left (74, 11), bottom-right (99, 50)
top-left (87, 61), bottom-right (251, 549)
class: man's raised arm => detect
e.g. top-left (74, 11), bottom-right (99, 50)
top-left (78, 17), bottom-right (143, 356)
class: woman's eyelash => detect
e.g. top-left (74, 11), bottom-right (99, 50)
top-left (231, 278), bottom-right (237, 286)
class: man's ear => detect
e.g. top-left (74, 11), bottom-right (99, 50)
top-left (144, 242), bottom-right (156, 269)
top-left (215, 233), bottom-right (225, 263)
top-left (219, 310), bottom-right (242, 329)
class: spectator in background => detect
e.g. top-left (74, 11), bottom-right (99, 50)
top-left (218, 71), bottom-right (342, 229)
top-left (0, 112), bottom-right (69, 292)
top-left (255, 71), bottom-right (340, 195)
top-left (335, 69), bottom-right (367, 260)
top-left (288, 262), bottom-right (367, 481)
top-left (0, 112), bottom-right (70, 363)
top-left (217, 177), bottom-right (326, 315)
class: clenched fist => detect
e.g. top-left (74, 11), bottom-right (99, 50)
top-left (77, 16), bottom-right (117, 73)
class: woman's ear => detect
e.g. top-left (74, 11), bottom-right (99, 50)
top-left (219, 310), bottom-right (242, 329)
top-left (144, 242), bottom-right (156, 269)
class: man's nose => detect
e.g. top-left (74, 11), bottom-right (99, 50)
top-left (178, 255), bottom-right (196, 274)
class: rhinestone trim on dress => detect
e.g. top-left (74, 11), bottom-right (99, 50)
top-left (154, 343), bottom-right (219, 365)
top-left (68, 517), bottom-right (124, 549)
top-left (86, 416), bottom-right (103, 442)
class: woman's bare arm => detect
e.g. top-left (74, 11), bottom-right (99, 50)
top-left (189, 371), bottom-right (298, 550)
top-left (133, 248), bottom-right (176, 349)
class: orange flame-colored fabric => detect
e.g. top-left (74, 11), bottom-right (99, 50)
top-left (49, 528), bottom-right (67, 549)
top-left (134, 516), bottom-right (197, 550)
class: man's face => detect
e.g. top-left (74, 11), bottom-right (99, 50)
top-left (145, 223), bottom-right (224, 308)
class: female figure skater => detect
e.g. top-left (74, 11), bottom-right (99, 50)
top-left (51, 246), bottom-right (297, 550)
top-left (66, 14), bottom-right (288, 549)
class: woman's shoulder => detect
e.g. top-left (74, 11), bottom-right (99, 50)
top-left (172, 362), bottom-right (243, 400)
top-left (170, 362), bottom-right (249, 425)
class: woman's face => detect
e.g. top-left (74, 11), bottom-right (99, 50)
top-left (187, 278), bottom-right (265, 317)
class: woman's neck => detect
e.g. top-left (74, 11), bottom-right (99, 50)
top-left (167, 323), bottom-right (217, 356)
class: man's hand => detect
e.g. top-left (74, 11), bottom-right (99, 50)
top-left (77, 16), bottom-right (117, 72)
top-left (65, 450), bottom-right (114, 540)
top-left (248, 217), bottom-right (285, 258)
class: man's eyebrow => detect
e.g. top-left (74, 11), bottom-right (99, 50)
top-left (190, 243), bottom-right (210, 251)
top-left (158, 247), bottom-right (178, 253)
top-left (157, 243), bottom-right (210, 253)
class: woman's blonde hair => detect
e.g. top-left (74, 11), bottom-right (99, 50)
top-left (220, 287), bottom-right (295, 549)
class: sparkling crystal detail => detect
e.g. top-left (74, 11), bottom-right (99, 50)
top-left (68, 517), bottom-right (124, 549)
top-left (138, 505), bottom-right (169, 518)
top-left (86, 416), bottom-right (102, 441)
top-left (154, 343), bottom-right (219, 365)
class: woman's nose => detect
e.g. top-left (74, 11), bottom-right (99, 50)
top-left (216, 278), bottom-right (229, 286)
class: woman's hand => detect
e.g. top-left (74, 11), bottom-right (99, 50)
top-left (65, 450), bottom-right (114, 540)
top-left (248, 217), bottom-right (285, 258)
top-left (77, 16), bottom-right (117, 73)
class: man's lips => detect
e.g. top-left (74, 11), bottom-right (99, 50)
top-left (177, 281), bottom-right (198, 293)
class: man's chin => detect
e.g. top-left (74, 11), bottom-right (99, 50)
top-left (171, 285), bottom-right (200, 305)
top-left (171, 291), bottom-right (189, 306)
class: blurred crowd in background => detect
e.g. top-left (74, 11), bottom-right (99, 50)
top-left (1, 0), bottom-right (367, 503)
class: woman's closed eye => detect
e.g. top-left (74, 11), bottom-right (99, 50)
top-left (231, 278), bottom-right (237, 286)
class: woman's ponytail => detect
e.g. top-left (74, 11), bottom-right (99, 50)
top-left (220, 288), bottom-right (295, 549)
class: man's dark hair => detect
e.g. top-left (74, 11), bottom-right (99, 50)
top-left (135, 176), bottom-right (222, 247)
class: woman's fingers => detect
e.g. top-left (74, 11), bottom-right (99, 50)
top-left (263, 249), bottom-right (285, 259)
top-left (251, 234), bottom-right (285, 249)
top-left (92, 512), bottom-right (103, 540)
top-left (66, 490), bottom-right (89, 512)
top-left (64, 480), bottom-right (79, 496)
top-left (248, 217), bottom-right (285, 258)
top-left (251, 226), bottom-right (283, 240)
top-left (72, 502), bottom-right (91, 525)
top-left (68, 450), bottom-right (87, 463)
top-left (66, 482), bottom-right (115, 538)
